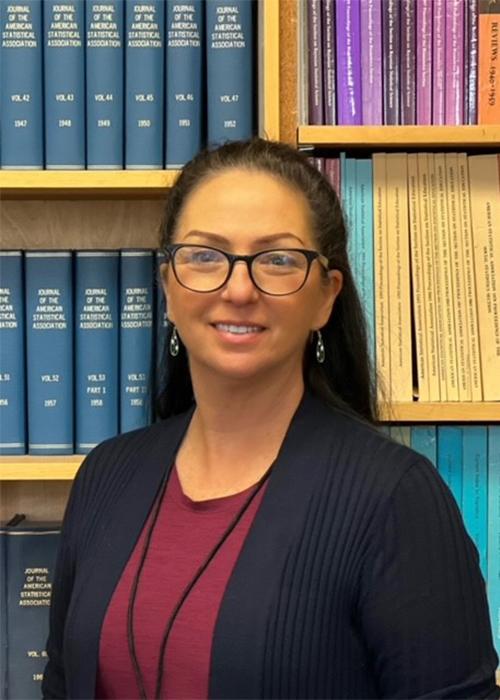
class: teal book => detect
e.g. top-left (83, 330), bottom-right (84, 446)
top-left (354, 158), bottom-right (375, 364)
top-left (488, 426), bottom-right (500, 658)
top-left (411, 425), bottom-right (437, 467)
top-left (462, 425), bottom-right (488, 579)
top-left (437, 425), bottom-right (463, 508)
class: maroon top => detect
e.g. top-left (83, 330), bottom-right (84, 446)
top-left (95, 465), bottom-right (268, 699)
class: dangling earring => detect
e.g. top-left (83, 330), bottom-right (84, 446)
top-left (316, 330), bottom-right (325, 364)
top-left (169, 326), bottom-right (180, 357)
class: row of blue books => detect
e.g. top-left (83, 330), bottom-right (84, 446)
top-left (390, 423), bottom-right (500, 658)
top-left (0, 0), bottom-right (255, 169)
top-left (0, 249), bottom-right (167, 455)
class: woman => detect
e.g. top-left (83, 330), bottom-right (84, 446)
top-left (43, 138), bottom-right (499, 699)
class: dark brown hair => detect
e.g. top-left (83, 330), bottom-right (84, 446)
top-left (156, 137), bottom-right (379, 424)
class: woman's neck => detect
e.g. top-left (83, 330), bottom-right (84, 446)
top-left (176, 367), bottom-right (305, 498)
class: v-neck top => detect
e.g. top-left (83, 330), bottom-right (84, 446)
top-left (96, 465), bottom-right (268, 699)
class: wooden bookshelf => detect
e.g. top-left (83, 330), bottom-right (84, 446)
top-left (0, 170), bottom-right (180, 199)
top-left (0, 456), bottom-right (83, 481)
top-left (381, 402), bottom-right (500, 423)
top-left (298, 125), bottom-right (500, 149)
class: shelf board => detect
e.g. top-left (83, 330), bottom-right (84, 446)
top-left (0, 170), bottom-right (180, 199)
top-left (298, 125), bottom-right (500, 149)
top-left (381, 402), bottom-right (500, 422)
top-left (0, 456), bottom-right (83, 480)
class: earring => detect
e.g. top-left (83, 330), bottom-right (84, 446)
top-left (316, 330), bottom-right (325, 364)
top-left (169, 326), bottom-right (180, 357)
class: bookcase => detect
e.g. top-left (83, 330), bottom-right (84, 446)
top-left (1, 0), bottom-right (500, 518)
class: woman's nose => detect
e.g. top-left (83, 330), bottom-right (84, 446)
top-left (220, 260), bottom-right (260, 304)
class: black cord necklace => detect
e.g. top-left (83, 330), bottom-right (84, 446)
top-left (126, 461), bottom-right (275, 700)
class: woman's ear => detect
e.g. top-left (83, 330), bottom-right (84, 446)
top-left (314, 269), bottom-right (343, 330)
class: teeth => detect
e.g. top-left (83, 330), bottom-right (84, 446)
top-left (216, 323), bottom-right (262, 334)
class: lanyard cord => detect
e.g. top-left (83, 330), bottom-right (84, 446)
top-left (126, 461), bottom-right (275, 700)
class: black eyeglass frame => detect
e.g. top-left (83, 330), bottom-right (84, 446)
top-left (164, 243), bottom-right (331, 296)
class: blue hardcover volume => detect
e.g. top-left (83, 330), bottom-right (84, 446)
top-left (205, 0), bottom-right (254, 145)
top-left (120, 250), bottom-right (154, 432)
top-left (0, 521), bottom-right (60, 699)
top-left (165, 0), bottom-right (203, 168)
top-left (86, 0), bottom-right (125, 168)
top-left (0, 252), bottom-right (25, 455)
top-left (25, 252), bottom-right (73, 455)
top-left (0, 0), bottom-right (43, 168)
top-left (125, 0), bottom-right (165, 168)
top-left (462, 425), bottom-right (487, 579)
top-left (437, 425), bottom-right (463, 508)
top-left (354, 158), bottom-right (375, 364)
top-left (75, 251), bottom-right (119, 454)
top-left (488, 425), bottom-right (500, 658)
top-left (44, 0), bottom-right (85, 168)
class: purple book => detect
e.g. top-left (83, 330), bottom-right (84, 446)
top-left (400, 0), bottom-right (416, 124)
top-left (325, 156), bottom-right (341, 196)
top-left (335, 0), bottom-right (362, 124)
top-left (382, 0), bottom-right (401, 124)
top-left (361, 0), bottom-right (383, 124)
top-left (308, 0), bottom-right (324, 124)
top-left (445, 0), bottom-right (465, 124)
top-left (466, 0), bottom-right (478, 123)
top-left (433, 0), bottom-right (446, 123)
top-left (416, 0), bottom-right (433, 124)
top-left (322, 0), bottom-right (336, 124)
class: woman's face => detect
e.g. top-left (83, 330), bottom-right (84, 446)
top-left (162, 168), bottom-right (342, 385)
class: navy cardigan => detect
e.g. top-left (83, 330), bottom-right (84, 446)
top-left (42, 392), bottom-right (499, 699)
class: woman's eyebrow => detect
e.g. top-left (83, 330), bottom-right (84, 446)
top-left (183, 230), bottom-right (306, 246)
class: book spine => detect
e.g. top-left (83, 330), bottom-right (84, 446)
top-left (428, 154), bottom-right (449, 400)
top-left (478, 0), bottom-right (500, 123)
top-left (44, 0), bottom-right (85, 168)
top-left (75, 251), bottom-right (119, 454)
top-left (468, 155), bottom-right (500, 399)
top-left (488, 425), bottom-right (500, 658)
top-left (437, 425), bottom-right (463, 507)
top-left (335, 0), bottom-right (362, 124)
top-left (354, 159), bottom-right (376, 367)
top-left (457, 153), bottom-right (482, 400)
top-left (2, 525), bottom-right (60, 699)
top-left (297, 0), bottom-right (309, 125)
top-left (385, 153), bottom-right (412, 401)
top-left (373, 153), bottom-right (391, 404)
top-left (125, 0), bottom-right (165, 168)
top-left (462, 425), bottom-right (488, 579)
top-left (410, 425), bottom-right (437, 467)
top-left (418, 153), bottom-right (441, 400)
top-left (155, 250), bottom-right (168, 413)
top-left (86, 0), bottom-right (125, 168)
top-left (205, 0), bottom-right (254, 144)
top-left (445, 0), bottom-right (465, 124)
top-left (435, 153), bottom-right (459, 401)
top-left (165, 0), bottom-right (203, 167)
top-left (400, 0), bottom-right (416, 125)
top-left (466, 0), bottom-right (479, 123)
top-left (416, 0), bottom-right (433, 124)
top-left (407, 153), bottom-right (430, 400)
top-left (433, 0), bottom-right (446, 124)
top-left (382, 0), bottom-right (400, 124)
top-left (307, 0), bottom-right (323, 124)
top-left (0, 252), bottom-right (26, 454)
top-left (341, 155), bottom-right (357, 274)
top-left (0, 0), bottom-right (43, 168)
top-left (322, 0), bottom-right (336, 124)
top-left (390, 425), bottom-right (411, 447)
top-left (25, 252), bottom-right (73, 455)
top-left (361, 0), bottom-right (382, 125)
top-left (120, 250), bottom-right (154, 432)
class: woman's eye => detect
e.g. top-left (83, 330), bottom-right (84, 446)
top-left (259, 253), bottom-right (298, 267)
top-left (189, 250), bottom-right (223, 264)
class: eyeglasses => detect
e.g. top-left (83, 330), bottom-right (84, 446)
top-left (164, 244), bottom-right (330, 296)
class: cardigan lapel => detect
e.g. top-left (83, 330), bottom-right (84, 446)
top-left (209, 391), bottom-right (335, 699)
top-left (66, 409), bottom-right (194, 699)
